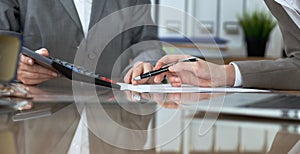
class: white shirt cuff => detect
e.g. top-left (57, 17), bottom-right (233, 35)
top-left (230, 62), bottom-right (243, 87)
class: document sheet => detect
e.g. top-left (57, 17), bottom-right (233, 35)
top-left (117, 83), bottom-right (270, 93)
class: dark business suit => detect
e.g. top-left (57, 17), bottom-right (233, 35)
top-left (234, 0), bottom-right (300, 90)
top-left (0, 0), bottom-right (164, 79)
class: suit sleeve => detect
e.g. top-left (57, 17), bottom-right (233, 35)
top-left (0, 0), bottom-right (21, 32)
top-left (121, 0), bottom-right (165, 76)
top-left (233, 0), bottom-right (300, 90)
top-left (234, 57), bottom-right (300, 90)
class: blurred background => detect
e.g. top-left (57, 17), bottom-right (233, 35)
top-left (150, 0), bottom-right (283, 59)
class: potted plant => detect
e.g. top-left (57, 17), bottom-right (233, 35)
top-left (238, 10), bottom-right (277, 57)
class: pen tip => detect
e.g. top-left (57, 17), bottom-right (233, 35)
top-left (134, 76), bottom-right (141, 81)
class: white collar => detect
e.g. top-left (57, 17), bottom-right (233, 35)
top-left (275, 0), bottom-right (300, 29)
top-left (73, 0), bottom-right (92, 38)
top-left (285, 0), bottom-right (300, 12)
top-left (275, 0), bottom-right (300, 13)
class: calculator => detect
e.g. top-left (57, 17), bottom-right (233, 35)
top-left (21, 47), bottom-right (120, 89)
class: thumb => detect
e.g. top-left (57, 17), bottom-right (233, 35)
top-left (36, 48), bottom-right (49, 57)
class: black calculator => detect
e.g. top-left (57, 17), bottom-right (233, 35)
top-left (21, 47), bottom-right (120, 89)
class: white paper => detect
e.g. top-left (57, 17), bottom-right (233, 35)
top-left (117, 83), bottom-right (270, 93)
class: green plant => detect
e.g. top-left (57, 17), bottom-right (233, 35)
top-left (238, 10), bottom-right (277, 39)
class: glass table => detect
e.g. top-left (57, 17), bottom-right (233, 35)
top-left (0, 78), bottom-right (299, 154)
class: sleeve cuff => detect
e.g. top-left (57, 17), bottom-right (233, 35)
top-left (230, 62), bottom-right (243, 87)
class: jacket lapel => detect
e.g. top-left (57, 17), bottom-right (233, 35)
top-left (89, 0), bottom-right (108, 29)
top-left (58, 0), bottom-right (83, 32)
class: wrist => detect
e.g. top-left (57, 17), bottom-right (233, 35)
top-left (225, 65), bottom-right (236, 87)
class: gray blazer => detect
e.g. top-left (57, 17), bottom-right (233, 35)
top-left (234, 0), bottom-right (300, 90)
top-left (0, 0), bottom-right (164, 80)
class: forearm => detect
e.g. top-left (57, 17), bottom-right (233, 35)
top-left (234, 57), bottom-right (300, 90)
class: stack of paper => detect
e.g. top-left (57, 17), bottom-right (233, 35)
top-left (117, 83), bottom-right (270, 93)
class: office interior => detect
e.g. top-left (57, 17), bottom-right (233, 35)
top-left (1, 0), bottom-right (300, 154)
top-left (152, 0), bottom-right (283, 59)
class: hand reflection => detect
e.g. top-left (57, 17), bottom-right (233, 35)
top-left (125, 91), bottom-right (227, 109)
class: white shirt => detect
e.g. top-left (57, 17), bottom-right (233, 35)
top-left (275, 0), bottom-right (300, 28)
top-left (68, 108), bottom-right (90, 154)
top-left (68, 1), bottom-right (92, 153)
top-left (73, 0), bottom-right (93, 38)
top-left (233, 0), bottom-right (300, 87)
top-left (231, 62), bottom-right (243, 87)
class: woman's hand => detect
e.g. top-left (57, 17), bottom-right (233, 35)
top-left (124, 61), bottom-right (156, 85)
top-left (153, 55), bottom-right (236, 87)
top-left (18, 48), bottom-right (59, 85)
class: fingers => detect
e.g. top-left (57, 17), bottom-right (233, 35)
top-left (153, 72), bottom-right (169, 84)
top-left (19, 62), bottom-right (58, 77)
top-left (18, 67), bottom-right (57, 85)
top-left (35, 48), bottom-right (49, 56)
top-left (20, 48), bottom-right (49, 65)
top-left (179, 75), bottom-right (211, 87)
top-left (132, 62), bottom-right (153, 85)
top-left (168, 60), bottom-right (202, 74)
top-left (18, 48), bottom-right (57, 85)
top-left (17, 75), bottom-right (54, 85)
top-left (166, 93), bottom-right (181, 102)
top-left (125, 91), bottom-right (142, 102)
top-left (124, 69), bottom-right (133, 84)
top-left (159, 102), bottom-right (180, 109)
top-left (171, 93), bottom-right (215, 104)
top-left (167, 75), bottom-right (182, 87)
top-left (154, 54), bottom-right (192, 70)
top-left (20, 54), bottom-right (34, 65)
top-left (166, 71), bottom-right (212, 87)
top-left (153, 55), bottom-right (193, 83)
top-left (151, 93), bottom-right (168, 105)
top-left (124, 62), bottom-right (143, 84)
top-left (18, 70), bottom-right (56, 79)
top-left (124, 62), bottom-right (155, 85)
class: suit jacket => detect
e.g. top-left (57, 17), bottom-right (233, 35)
top-left (0, 0), bottom-right (164, 80)
top-left (234, 0), bottom-right (300, 90)
top-left (268, 131), bottom-right (300, 154)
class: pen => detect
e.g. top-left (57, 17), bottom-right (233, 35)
top-left (134, 57), bottom-right (198, 81)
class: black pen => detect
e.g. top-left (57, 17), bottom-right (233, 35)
top-left (134, 57), bottom-right (198, 81)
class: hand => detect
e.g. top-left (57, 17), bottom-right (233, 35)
top-left (153, 55), bottom-right (236, 87)
top-left (124, 61), bottom-right (155, 85)
top-left (125, 91), bottom-right (227, 109)
top-left (18, 48), bottom-right (58, 85)
top-left (125, 91), bottom-right (180, 108)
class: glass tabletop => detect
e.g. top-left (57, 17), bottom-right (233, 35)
top-left (0, 78), bottom-right (299, 154)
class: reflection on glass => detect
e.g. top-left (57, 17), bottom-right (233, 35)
top-left (125, 91), bottom-right (227, 109)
